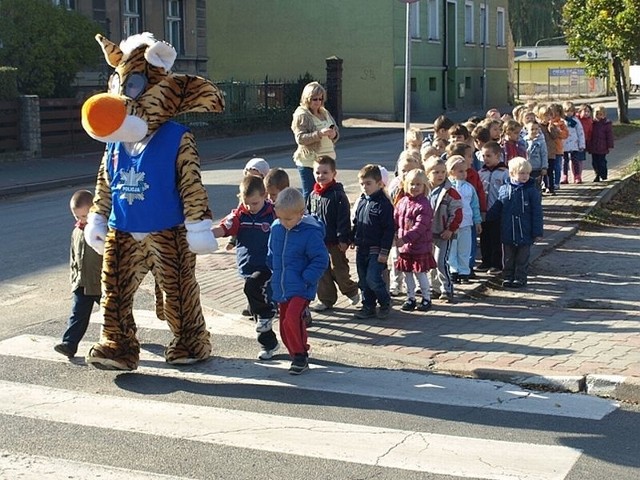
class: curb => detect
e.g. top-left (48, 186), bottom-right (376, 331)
top-left (312, 339), bottom-right (640, 403)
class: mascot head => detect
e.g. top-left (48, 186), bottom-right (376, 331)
top-left (81, 32), bottom-right (224, 143)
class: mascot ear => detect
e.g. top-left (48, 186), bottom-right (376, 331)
top-left (145, 41), bottom-right (177, 72)
top-left (96, 34), bottom-right (123, 68)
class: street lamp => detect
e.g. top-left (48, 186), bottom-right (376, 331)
top-left (400, 0), bottom-right (419, 142)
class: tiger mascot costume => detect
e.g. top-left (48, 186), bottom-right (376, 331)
top-left (81, 32), bottom-right (224, 370)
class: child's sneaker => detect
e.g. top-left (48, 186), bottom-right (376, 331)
top-left (354, 307), bottom-right (376, 319)
top-left (257, 342), bottom-right (279, 360)
top-left (311, 301), bottom-right (331, 312)
top-left (401, 298), bottom-right (417, 311)
top-left (417, 299), bottom-right (432, 311)
top-left (288, 354), bottom-right (309, 375)
top-left (377, 304), bottom-right (391, 319)
top-left (348, 292), bottom-right (361, 305)
top-left (440, 292), bottom-right (454, 303)
top-left (54, 342), bottom-right (75, 358)
top-left (255, 317), bottom-right (273, 333)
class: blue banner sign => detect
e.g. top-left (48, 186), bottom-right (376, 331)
top-left (549, 68), bottom-right (585, 77)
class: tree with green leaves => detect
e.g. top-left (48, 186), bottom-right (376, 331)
top-left (563, 0), bottom-right (640, 123)
top-left (509, 0), bottom-right (565, 47)
top-left (0, 0), bottom-right (102, 97)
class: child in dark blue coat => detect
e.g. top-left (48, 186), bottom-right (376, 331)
top-left (213, 175), bottom-right (280, 360)
top-left (487, 157), bottom-right (543, 288)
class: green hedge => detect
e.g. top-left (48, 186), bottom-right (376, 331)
top-left (0, 67), bottom-right (18, 100)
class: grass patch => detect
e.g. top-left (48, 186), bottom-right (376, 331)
top-left (612, 120), bottom-right (640, 139)
top-left (581, 174), bottom-right (640, 229)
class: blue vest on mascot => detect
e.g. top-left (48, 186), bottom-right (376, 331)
top-left (107, 121), bottom-right (187, 232)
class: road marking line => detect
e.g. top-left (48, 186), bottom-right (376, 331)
top-left (0, 380), bottom-right (581, 480)
top-left (0, 450), bottom-right (189, 480)
top-left (0, 334), bottom-right (618, 420)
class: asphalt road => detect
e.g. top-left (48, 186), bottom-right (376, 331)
top-left (1, 133), bottom-right (639, 479)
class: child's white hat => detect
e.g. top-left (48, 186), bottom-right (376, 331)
top-left (244, 157), bottom-right (270, 177)
top-left (379, 165), bottom-right (389, 186)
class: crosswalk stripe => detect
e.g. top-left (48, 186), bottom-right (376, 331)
top-left (0, 379), bottom-right (581, 480)
top-left (91, 309), bottom-right (256, 339)
top-left (0, 334), bottom-right (618, 420)
top-left (0, 450), bottom-right (190, 480)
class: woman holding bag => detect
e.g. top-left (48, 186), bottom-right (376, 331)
top-left (291, 82), bottom-right (339, 199)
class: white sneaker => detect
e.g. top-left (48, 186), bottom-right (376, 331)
top-left (311, 301), bottom-right (331, 312)
top-left (258, 342), bottom-right (279, 360)
top-left (255, 317), bottom-right (273, 333)
top-left (348, 292), bottom-right (360, 305)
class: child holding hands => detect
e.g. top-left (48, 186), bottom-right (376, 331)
top-left (268, 187), bottom-right (329, 374)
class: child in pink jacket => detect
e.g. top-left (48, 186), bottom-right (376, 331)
top-left (394, 168), bottom-right (437, 312)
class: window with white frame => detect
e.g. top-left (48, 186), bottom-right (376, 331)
top-left (480, 3), bottom-right (489, 45)
top-left (166, 0), bottom-right (183, 53)
top-left (427, 0), bottom-right (439, 41)
top-left (496, 7), bottom-right (506, 46)
top-left (464, 1), bottom-right (474, 44)
top-left (52, 0), bottom-right (75, 9)
top-left (124, 0), bottom-right (141, 38)
top-left (409, 2), bottom-right (420, 39)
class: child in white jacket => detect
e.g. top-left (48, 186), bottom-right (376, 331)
top-left (561, 101), bottom-right (586, 184)
top-left (446, 156), bottom-right (482, 283)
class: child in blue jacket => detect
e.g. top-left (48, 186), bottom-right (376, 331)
top-left (487, 157), bottom-right (543, 288)
top-left (268, 187), bottom-right (329, 374)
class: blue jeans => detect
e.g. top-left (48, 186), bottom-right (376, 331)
top-left (356, 250), bottom-right (390, 310)
top-left (297, 166), bottom-right (315, 201)
top-left (62, 287), bottom-right (100, 351)
top-left (554, 154), bottom-right (563, 187)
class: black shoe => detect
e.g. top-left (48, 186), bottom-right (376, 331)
top-left (594, 176), bottom-right (600, 182)
top-left (512, 280), bottom-right (526, 288)
top-left (354, 307), bottom-right (376, 319)
top-left (488, 267), bottom-right (502, 274)
top-left (54, 342), bottom-right (75, 358)
top-left (288, 355), bottom-right (309, 375)
top-left (468, 270), bottom-right (477, 279)
top-left (430, 290), bottom-right (441, 299)
top-left (241, 308), bottom-right (252, 317)
top-left (476, 264), bottom-right (490, 272)
top-left (451, 272), bottom-right (460, 283)
top-left (502, 279), bottom-right (514, 288)
top-left (459, 274), bottom-right (470, 284)
top-left (416, 299), bottom-right (432, 311)
top-left (401, 298), bottom-right (417, 311)
top-left (441, 292), bottom-right (454, 303)
top-left (377, 304), bottom-right (391, 319)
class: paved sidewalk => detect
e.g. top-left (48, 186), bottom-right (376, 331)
top-left (2, 116), bottom-right (639, 402)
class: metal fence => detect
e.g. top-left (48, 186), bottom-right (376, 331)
top-left (177, 77), bottom-right (307, 136)
top-left (0, 77), bottom-right (311, 157)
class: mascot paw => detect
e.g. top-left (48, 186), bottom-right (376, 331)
top-left (85, 343), bottom-right (139, 371)
top-left (84, 213), bottom-right (108, 255)
top-left (165, 332), bottom-right (211, 365)
top-left (185, 219), bottom-right (218, 254)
